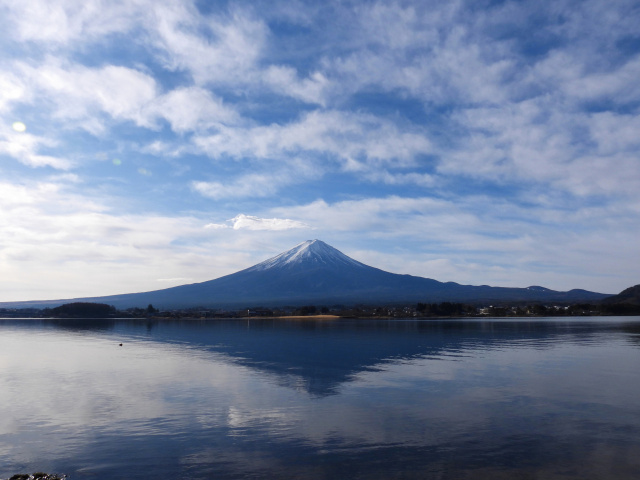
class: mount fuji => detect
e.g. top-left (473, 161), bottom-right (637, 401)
top-left (3, 240), bottom-right (610, 309)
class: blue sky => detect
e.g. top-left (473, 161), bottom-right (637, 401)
top-left (1, 0), bottom-right (639, 301)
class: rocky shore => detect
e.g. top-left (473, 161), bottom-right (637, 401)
top-left (6, 474), bottom-right (66, 480)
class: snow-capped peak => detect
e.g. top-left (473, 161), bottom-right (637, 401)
top-left (248, 240), bottom-right (367, 272)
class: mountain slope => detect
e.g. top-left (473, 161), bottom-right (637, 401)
top-left (1, 240), bottom-right (610, 309)
top-left (601, 284), bottom-right (640, 305)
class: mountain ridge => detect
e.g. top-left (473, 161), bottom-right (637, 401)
top-left (601, 284), bottom-right (640, 305)
top-left (1, 239), bottom-right (612, 309)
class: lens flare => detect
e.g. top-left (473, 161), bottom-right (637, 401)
top-left (113, 159), bottom-right (122, 166)
top-left (12, 121), bottom-right (26, 132)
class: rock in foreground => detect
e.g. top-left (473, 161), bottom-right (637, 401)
top-left (8, 474), bottom-right (66, 480)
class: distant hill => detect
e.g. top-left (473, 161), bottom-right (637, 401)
top-left (1, 240), bottom-right (611, 309)
top-left (601, 284), bottom-right (640, 305)
top-left (51, 302), bottom-right (116, 317)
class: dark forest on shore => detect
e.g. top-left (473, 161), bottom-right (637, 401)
top-left (2, 299), bottom-right (639, 319)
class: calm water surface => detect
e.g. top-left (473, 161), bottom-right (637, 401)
top-left (1, 317), bottom-right (639, 479)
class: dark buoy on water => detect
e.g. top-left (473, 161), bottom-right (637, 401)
top-left (119, 343), bottom-right (123, 346)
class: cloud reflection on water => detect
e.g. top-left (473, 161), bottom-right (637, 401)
top-left (1, 318), bottom-right (639, 479)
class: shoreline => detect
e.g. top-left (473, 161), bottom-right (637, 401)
top-left (258, 314), bottom-right (341, 320)
top-left (2, 314), bottom-right (638, 321)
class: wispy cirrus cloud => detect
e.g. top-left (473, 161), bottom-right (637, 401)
top-left (191, 109), bottom-right (432, 181)
top-left (263, 66), bottom-right (329, 106)
top-left (193, 171), bottom-right (296, 200)
top-left (0, 0), bottom-right (141, 46)
top-left (148, 86), bottom-right (240, 133)
top-left (443, 100), bottom-right (640, 198)
top-left (149, 3), bottom-right (268, 87)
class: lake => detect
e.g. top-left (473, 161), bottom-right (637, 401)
top-left (1, 317), bottom-right (639, 479)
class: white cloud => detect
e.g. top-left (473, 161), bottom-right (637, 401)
top-left (205, 214), bottom-right (310, 231)
top-left (322, 2), bottom-right (514, 106)
top-left (204, 222), bottom-right (229, 230)
top-left (354, 2), bottom-right (434, 50)
top-left (0, 180), bottom-right (223, 301)
top-left (16, 59), bottom-right (158, 133)
top-left (442, 99), bottom-right (640, 198)
top-left (8, 59), bottom-right (242, 139)
top-left (47, 172), bottom-right (81, 183)
top-left (364, 170), bottom-right (436, 187)
top-left (191, 154), bottom-right (323, 200)
top-left (193, 110), bottom-right (432, 169)
top-left (148, 86), bottom-right (239, 132)
top-left (263, 66), bottom-right (328, 105)
top-left (148, 3), bottom-right (333, 105)
top-left (272, 196), bottom-right (478, 236)
top-left (0, 71), bottom-right (28, 112)
top-left (1, 0), bottom-right (140, 46)
top-left (150, 4), bottom-right (267, 86)
top-left (139, 140), bottom-right (187, 158)
top-left (1, 0), bottom-right (332, 108)
top-left (588, 112), bottom-right (640, 156)
top-left (0, 126), bottom-right (71, 170)
top-left (193, 172), bottom-right (287, 200)
top-left (229, 214), bottom-right (310, 231)
top-left (564, 56), bottom-right (640, 104)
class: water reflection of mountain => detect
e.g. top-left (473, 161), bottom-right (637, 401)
top-left (94, 318), bottom-right (632, 397)
top-left (620, 322), bottom-right (640, 346)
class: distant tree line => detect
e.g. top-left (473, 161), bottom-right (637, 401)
top-left (2, 299), bottom-right (639, 319)
top-left (474, 302), bottom-right (640, 317)
top-left (416, 302), bottom-right (476, 316)
top-left (50, 302), bottom-right (116, 317)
